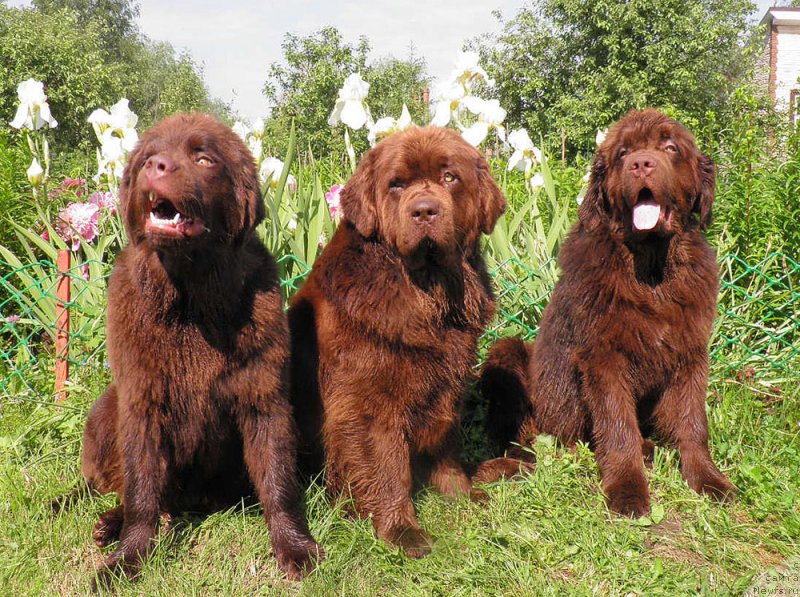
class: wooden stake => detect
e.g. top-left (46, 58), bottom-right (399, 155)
top-left (55, 250), bottom-right (70, 402)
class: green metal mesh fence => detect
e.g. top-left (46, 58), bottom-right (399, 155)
top-left (712, 252), bottom-right (799, 376)
top-left (2, 252), bottom-right (798, 401)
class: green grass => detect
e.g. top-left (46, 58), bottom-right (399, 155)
top-left (1, 378), bottom-right (798, 596)
top-left (0, 139), bottom-right (798, 595)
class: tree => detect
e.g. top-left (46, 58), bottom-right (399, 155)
top-left (27, 0), bottom-right (223, 126)
top-left (367, 51), bottom-right (429, 127)
top-left (0, 3), bottom-right (226, 149)
top-left (123, 41), bottom-right (228, 126)
top-left (475, 0), bottom-right (759, 156)
top-left (263, 27), bottom-right (429, 157)
top-left (0, 5), bottom-right (126, 148)
top-left (263, 27), bottom-right (370, 157)
top-left (31, 0), bottom-right (140, 61)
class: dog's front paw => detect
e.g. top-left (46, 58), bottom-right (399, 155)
top-left (388, 526), bottom-right (434, 559)
top-left (91, 551), bottom-right (140, 592)
top-left (275, 538), bottom-right (325, 580)
top-left (605, 477), bottom-right (651, 518)
top-left (469, 488), bottom-right (490, 504)
top-left (686, 466), bottom-right (736, 501)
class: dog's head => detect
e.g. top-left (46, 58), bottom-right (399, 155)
top-left (120, 113), bottom-right (264, 252)
top-left (340, 126), bottom-right (506, 263)
top-left (580, 109), bottom-right (715, 238)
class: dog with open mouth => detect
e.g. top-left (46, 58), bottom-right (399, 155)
top-left (80, 113), bottom-right (322, 588)
top-left (288, 126), bottom-right (506, 557)
top-left (476, 109), bottom-right (735, 517)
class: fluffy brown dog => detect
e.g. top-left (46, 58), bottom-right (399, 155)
top-left (80, 113), bottom-right (321, 587)
top-left (289, 126), bottom-right (506, 556)
top-left (477, 109), bottom-right (735, 517)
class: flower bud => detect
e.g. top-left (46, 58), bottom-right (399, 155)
top-left (27, 158), bottom-right (44, 186)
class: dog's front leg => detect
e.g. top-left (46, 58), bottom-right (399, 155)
top-left (92, 396), bottom-right (166, 590)
top-left (324, 403), bottom-right (433, 558)
top-left (653, 356), bottom-right (735, 500)
top-left (580, 351), bottom-right (651, 518)
top-left (239, 386), bottom-right (324, 581)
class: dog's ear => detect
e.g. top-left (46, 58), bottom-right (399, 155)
top-left (341, 148), bottom-right (379, 238)
top-left (694, 152), bottom-right (715, 230)
top-left (578, 149), bottom-right (609, 231)
top-left (476, 155), bottom-right (507, 234)
top-left (231, 140), bottom-right (265, 245)
top-left (119, 142), bottom-right (143, 244)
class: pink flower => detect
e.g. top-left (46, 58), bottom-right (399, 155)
top-left (325, 184), bottom-right (344, 220)
top-left (55, 202), bottom-right (100, 251)
top-left (6, 315), bottom-right (20, 325)
top-left (48, 177), bottom-right (87, 200)
top-left (81, 264), bottom-right (90, 281)
top-left (88, 191), bottom-right (117, 214)
top-left (64, 177), bottom-right (86, 197)
top-left (63, 177), bottom-right (85, 188)
top-left (40, 229), bottom-right (49, 241)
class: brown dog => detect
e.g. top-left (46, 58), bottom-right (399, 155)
top-left (289, 127), bottom-right (506, 556)
top-left (80, 113), bottom-right (321, 587)
top-left (477, 110), bottom-right (735, 517)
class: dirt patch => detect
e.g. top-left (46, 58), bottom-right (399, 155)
top-left (551, 567), bottom-right (577, 583)
top-left (51, 543), bottom-right (102, 595)
top-left (744, 544), bottom-right (787, 570)
top-left (643, 515), bottom-right (708, 568)
top-left (746, 554), bottom-right (800, 595)
top-left (644, 513), bottom-right (786, 576)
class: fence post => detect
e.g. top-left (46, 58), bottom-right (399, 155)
top-left (55, 250), bottom-right (70, 402)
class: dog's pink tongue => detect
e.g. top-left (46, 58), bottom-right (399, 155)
top-left (632, 201), bottom-right (661, 231)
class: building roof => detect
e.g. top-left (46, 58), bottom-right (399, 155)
top-left (761, 7), bottom-right (800, 27)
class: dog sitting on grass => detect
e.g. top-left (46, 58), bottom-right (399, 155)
top-left (79, 113), bottom-right (322, 588)
top-left (477, 110), bottom-right (735, 517)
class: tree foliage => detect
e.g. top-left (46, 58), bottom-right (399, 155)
top-left (263, 27), bottom-right (429, 157)
top-left (0, 5), bottom-right (126, 148)
top-left (367, 52), bottom-right (429, 123)
top-left (476, 0), bottom-right (759, 155)
top-left (123, 42), bottom-right (228, 126)
top-left (263, 27), bottom-right (370, 157)
top-left (32, 0), bottom-right (140, 60)
top-left (0, 2), bottom-right (224, 150)
top-left (705, 87), bottom-right (800, 256)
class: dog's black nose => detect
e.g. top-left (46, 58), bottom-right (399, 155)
top-left (144, 154), bottom-right (177, 180)
top-left (410, 200), bottom-right (439, 224)
top-left (629, 153), bottom-right (656, 178)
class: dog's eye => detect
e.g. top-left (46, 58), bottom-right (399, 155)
top-left (389, 179), bottom-right (406, 190)
top-left (664, 143), bottom-right (679, 154)
top-left (196, 155), bottom-right (214, 167)
top-left (443, 172), bottom-right (458, 183)
top-left (617, 148), bottom-right (629, 159)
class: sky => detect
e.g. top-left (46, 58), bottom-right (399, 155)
top-left (9, 0), bottom-right (779, 123)
top-left (133, 0), bottom-right (523, 121)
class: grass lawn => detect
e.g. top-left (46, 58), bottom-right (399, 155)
top-left (0, 376), bottom-right (798, 595)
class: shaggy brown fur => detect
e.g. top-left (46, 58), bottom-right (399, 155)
top-left (289, 127), bottom-right (506, 557)
top-left (80, 113), bottom-right (322, 587)
top-left (476, 110), bottom-right (735, 517)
